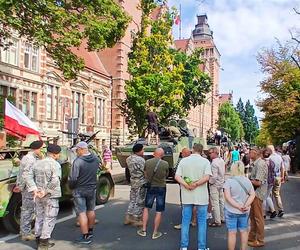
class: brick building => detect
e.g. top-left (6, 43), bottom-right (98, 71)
top-left (175, 14), bottom-right (221, 138)
top-left (0, 38), bottom-right (112, 148)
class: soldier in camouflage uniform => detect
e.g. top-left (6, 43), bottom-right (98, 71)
top-left (25, 144), bottom-right (62, 250)
top-left (16, 140), bottom-right (43, 241)
top-left (124, 143), bottom-right (146, 226)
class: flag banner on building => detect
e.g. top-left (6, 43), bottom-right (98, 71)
top-left (174, 14), bottom-right (181, 25)
top-left (4, 99), bottom-right (40, 139)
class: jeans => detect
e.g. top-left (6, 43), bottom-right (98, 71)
top-left (181, 204), bottom-right (208, 250)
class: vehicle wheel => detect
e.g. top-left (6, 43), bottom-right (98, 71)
top-left (2, 193), bottom-right (22, 234)
top-left (96, 175), bottom-right (112, 205)
top-left (125, 167), bottom-right (131, 183)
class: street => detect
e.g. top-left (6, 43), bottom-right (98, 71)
top-left (1, 176), bottom-right (300, 250)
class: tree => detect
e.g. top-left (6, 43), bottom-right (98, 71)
top-left (120, 1), bottom-right (211, 136)
top-left (243, 100), bottom-right (259, 143)
top-left (0, 0), bottom-right (130, 79)
top-left (257, 43), bottom-right (300, 145)
top-left (255, 121), bottom-right (272, 147)
top-left (236, 98), bottom-right (245, 124)
top-left (218, 102), bottom-right (244, 142)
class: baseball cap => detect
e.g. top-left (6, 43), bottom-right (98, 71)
top-left (75, 141), bottom-right (88, 149)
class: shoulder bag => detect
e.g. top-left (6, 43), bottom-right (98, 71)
top-left (143, 159), bottom-right (161, 189)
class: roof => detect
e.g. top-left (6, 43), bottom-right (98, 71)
top-left (71, 41), bottom-right (110, 77)
top-left (219, 93), bottom-right (233, 104)
top-left (174, 39), bottom-right (190, 52)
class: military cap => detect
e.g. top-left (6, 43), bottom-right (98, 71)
top-left (47, 144), bottom-right (61, 154)
top-left (30, 140), bottom-right (44, 149)
top-left (132, 143), bottom-right (143, 153)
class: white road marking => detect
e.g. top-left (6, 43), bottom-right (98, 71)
top-left (265, 231), bottom-right (300, 242)
top-left (0, 205), bottom-right (104, 244)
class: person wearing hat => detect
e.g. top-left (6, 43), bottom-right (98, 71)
top-left (124, 143), bottom-right (146, 226)
top-left (25, 143), bottom-right (62, 250)
top-left (16, 140), bottom-right (44, 241)
top-left (68, 141), bottom-right (100, 244)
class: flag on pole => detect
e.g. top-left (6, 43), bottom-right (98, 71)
top-left (4, 99), bottom-right (40, 139)
top-left (174, 14), bottom-right (181, 25)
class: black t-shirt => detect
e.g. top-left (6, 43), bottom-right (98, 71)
top-left (146, 111), bottom-right (158, 124)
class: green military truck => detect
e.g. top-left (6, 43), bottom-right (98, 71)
top-left (0, 143), bottom-right (114, 234)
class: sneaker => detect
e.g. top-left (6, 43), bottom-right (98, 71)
top-left (21, 233), bottom-right (36, 241)
top-left (278, 210), bottom-right (284, 217)
top-left (137, 229), bottom-right (147, 237)
top-left (152, 231), bottom-right (162, 240)
top-left (174, 224), bottom-right (181, 230)
top-left (75, 236), bottom-right (92, 244)
top-left (180, 248), bottom-right (187, 250)
top-left (207, 213), bottom-right (213, 219)
top-left (86, 233), bottom-right (93, 240)
top-left (270, 211), bottom-right (277, 219)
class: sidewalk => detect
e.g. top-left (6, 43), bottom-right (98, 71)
top-left (110, 160), bottom-right (126, 183)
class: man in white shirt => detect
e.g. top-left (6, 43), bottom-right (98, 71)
top-left (267, 145), bottom-right (285, 217)
top-left (175, 143), bottom-right (212, 250)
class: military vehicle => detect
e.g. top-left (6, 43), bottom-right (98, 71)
top-left (115, 120), bottom-right (207, 182)
top-left (0, 131), bottom-right (114, 233)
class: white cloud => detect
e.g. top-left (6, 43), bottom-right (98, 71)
top-left (168, 0), bottom-right (300, 119)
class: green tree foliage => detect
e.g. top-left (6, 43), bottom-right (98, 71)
top-left (257, 43), bottom-right (300, 144)
top-left (236, 98), bottom-right (259, 143)
top-left (0, 0), bottom-right (130, 79)
top-left (218, 102), bottom-right (244, 142)
top-left (236, 98), bottom-right (245, 122)
top-left (121, 1), bottom-right (211, 136)
top-left (243, 100), bottom-right (259, 143)
top-left (255, 121), bottom-right (272, 147)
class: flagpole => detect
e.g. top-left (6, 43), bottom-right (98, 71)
top-left (179, 4), bottom-right (182, 39)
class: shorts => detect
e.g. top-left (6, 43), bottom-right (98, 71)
top-left (145, 187), bottom-right (166, 212)
top-left (225, 209), bottom-right (249, 232)
top-left (148, 123), bottom-right (158, 135)
top-left (73, 189), bottom-right (96, 214)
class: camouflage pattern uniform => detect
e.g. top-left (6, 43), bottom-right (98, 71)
top-left (25, 157), bottom-right (61, 240)
top-left (17, 151), bottom-right (39, 236)
top-left (126, 154), bottom-right (146, 219)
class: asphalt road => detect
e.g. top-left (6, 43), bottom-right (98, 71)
top-left (1, 176), bottom-right (300, 250)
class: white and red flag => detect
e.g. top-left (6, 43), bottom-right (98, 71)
top-left (4, 99), bottom-right (40, 139)
top-left (174, 14), bottom-right (181, 25)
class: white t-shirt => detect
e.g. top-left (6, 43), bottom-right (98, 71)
top-left (269, 153), bottom-right (283, 177)
top-left (223, 176), bottom-right (254, 214)
top-left (176, 154), bottom-right (212, 205)
top-left (282, 155), bottom-right (291, 171)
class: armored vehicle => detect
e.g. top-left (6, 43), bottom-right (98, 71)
top-left (115, 120), bottom-right (207, 182)
top-left (0, 131), bottom-right (114, 233)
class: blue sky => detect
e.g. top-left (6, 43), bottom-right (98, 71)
top-left (168, 0), bottom-right (300, 120)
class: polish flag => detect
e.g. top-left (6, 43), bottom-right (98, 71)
top-left (174, 15), bottom-right (181, 25)
top-left (4, 99), bottom-right (40, 139)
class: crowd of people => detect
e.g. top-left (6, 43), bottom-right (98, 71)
top-left (15, 138), bottom-right (291, 250)
top-left (124, 142), bottom-right (291, 250)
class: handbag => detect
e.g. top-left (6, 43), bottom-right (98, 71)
top-left (143, 159), bottom-right (161, 189)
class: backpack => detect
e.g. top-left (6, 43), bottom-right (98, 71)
top-left (267, 159), bottom-right (275, 185)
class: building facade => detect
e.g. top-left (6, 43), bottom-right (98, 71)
top-left (0, 38), bottom-right (112, 148)
top-left (175, 14), bottom-right (221, 139)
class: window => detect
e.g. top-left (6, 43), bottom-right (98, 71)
top-left (0, 38), bottom-right (18, 65)
top-left (22, 90), bottom-right (30, 116)
top-left (24, 43), bottom-right (39, 72)
top-left (72, 91), bottom-right (85, 123)
top-left (30, 92), bottom-right (37, 120)
top-left (46, 84), bottom-right (59, 120)
top-left (95, 97), bottom-right (105, 126)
